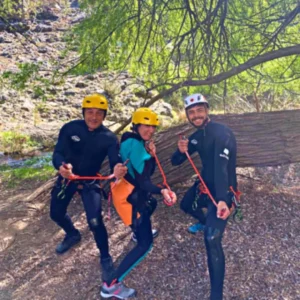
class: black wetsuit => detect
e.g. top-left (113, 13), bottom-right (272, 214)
top-left (50, 120), bottom-right (120, 261)
top-left (110, 132), bottom-right (162, 284)
top-left (171, 120), bottom-right (237, 300)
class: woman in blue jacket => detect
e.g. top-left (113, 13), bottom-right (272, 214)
top-left (101, 108), bottom-right (177, 299)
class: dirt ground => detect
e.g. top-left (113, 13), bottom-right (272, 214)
top-left (0, 165), bottom-right (299, 300)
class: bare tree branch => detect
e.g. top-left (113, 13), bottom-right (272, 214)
top-left (115, 44), bottom-right (300, 134)
top-left (258, 3), bottom-right (300, 55)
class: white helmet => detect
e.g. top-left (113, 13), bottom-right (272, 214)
top-left (184, 93), bottom-right (209, 109)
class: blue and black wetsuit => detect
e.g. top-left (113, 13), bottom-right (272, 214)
top-left (110, 131), bottom-right (163, 284)
top-left (50, 120), bottom-right (120, 261)
top-left (171, 119), bottom-right (237, 300)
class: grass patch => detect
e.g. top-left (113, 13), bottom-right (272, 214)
top-left (0, 165), bottom-right (56, 188)
top-left (0, 155), bottom-right (54, 188)
top-left (23, 155), bottom-right (52, 167)
top-left (0, 131), bottom-right (40, 154)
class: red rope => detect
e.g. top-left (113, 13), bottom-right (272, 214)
top-left (146, 143), bottom-right (174, 206)
top-left (66, 159), bottom-right (130, 181)
top-left (62, 162), bottom-right (115, 181)
top-left (180, 136), bottom-right (226, 216)
top-left (68, 173), bottom-right (115, 181)
top-left (61, 161), bottom-right (130, 220)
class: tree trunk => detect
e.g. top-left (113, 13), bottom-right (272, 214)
top-left (253, 91), bottom-right (260, 113)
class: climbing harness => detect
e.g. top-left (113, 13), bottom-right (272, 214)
top-left (180, 135), bottom-right (242, 220)
top-left (57, 178), bottom-right (70, 200)
top-left (192, 183), bottom-right (208, 211)
top-left (229, 186), bottom-right (243, 221)
top-left (57, 161), bottom-right (128, 200)
top-left (180, 135), bottom-right (226, 217)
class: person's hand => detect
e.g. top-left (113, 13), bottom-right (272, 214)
top-left (169, 191), bottom-right (177, 203)
top-left (146, 140), bottom-right (156, 156)
top-left (59, 163), bottom-right (73, 179)
top-left (217, 201), bottom-right (230, 220)
top-left (178, 138), bottom-right (188, 153)
top-left (113, 163), bottom-right (128, 179)
top-left (161, 189), bottom-right (177, 205)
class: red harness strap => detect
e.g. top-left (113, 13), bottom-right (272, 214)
top-left (179, 135), bottom-right (225, 216)
top-left (146, 142), bottom-right (175, 207)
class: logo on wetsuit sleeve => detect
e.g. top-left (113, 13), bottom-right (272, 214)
top-left (191, 139), bottom-right (198, 145)
top-left (71, 135), bottom-right (80, 142)
top-left (219, 148), bottom-right (229, 160)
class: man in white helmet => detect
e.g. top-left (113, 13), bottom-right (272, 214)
top-left (171, 93), bottom-right (239, 300)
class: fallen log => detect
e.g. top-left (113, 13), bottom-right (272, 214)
top-left (25, 177), bottom-right (56, 202)
top-left (28, 109), bottom-right (300, 200)
top-left (151, 109), bottom-right (300, 184)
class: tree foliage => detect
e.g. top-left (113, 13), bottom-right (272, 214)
top-left (0, 0), bottom-right (19, 18)
top-left (69, 0), bottom-right (300, 130)
top-left (72, 0), bottom-right (300, 91)
top-left (1, 0), bottom-right (299, 126)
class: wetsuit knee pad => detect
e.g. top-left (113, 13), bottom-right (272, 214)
top-left (88, 217), bottom-right (104, 232)
top-left (204, 227), bottom-right (222, 251)
top-left (148, 196), bottom-right (157, 209)
top-left (204, 226), bottom-right (225, 300)
top-left (146, 196), bottom-right (157, 215)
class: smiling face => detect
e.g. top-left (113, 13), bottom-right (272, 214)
top-left (84, 108), bottom-right (105, 131)
top-left (137, 124), bottom-right (156, 141)
top-left (186, 104), bottom-right (209, 127)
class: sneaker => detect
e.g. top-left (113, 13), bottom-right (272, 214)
top-left (55, 230), bottom-right (81, 254)
top-left (101, 257), bottom-right (115, 282)
top-left (100, 281), bottom-right (136, 299)
top-left (131, 229), bottom-right (159, 243)
top-left (188, 223), bottom-right (206, 234)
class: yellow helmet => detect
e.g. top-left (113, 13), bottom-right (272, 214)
top-left (132, 107), bottom-right (159, 126)
top-left (82, 94), bottom-right (108, 110)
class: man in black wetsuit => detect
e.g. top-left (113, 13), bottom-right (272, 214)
top-left (50, 93), bottom-right (127, 282)
top-left (171, 93), bottom-right (238, 300)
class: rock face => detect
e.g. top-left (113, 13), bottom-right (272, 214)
top-left (0, 4), bottom-right (174, 148)
top-left (33, 24), bottom-right (53, 32)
